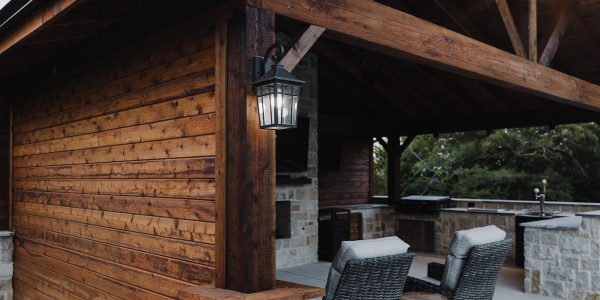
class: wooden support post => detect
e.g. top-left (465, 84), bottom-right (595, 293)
top-left (386, 136), bottom-right (400, 201)
top-left (214, 20), bottom-right (228, 289)
top-left (385, 135), bottom-right (415, 201)
top-left (225, 5), bottom-right (276, 293)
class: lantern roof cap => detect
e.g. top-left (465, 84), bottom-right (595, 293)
top-left (252, 63), bottom-right (305, 86)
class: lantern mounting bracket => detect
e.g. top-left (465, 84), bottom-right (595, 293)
top-left (252, 43), bottom-right (286, 83)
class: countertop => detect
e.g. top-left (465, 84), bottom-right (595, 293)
top-left (440, 207), bottom-right (525, 215)
top-left (519, 216), bottom-right (582, 230)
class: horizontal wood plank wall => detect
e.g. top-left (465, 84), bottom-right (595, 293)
top-left (11, 18), bottom-right (218, 299)
top-left (0, 105), bottom-right (8, 230)
top-left (319, 137), bottom-right (372, 207)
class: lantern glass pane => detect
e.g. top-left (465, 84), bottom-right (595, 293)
top-left (282, 93), bottom-right (292, 125)
top-left (267, 86), bottom-right (274, 126)
top-left (292, 95), bottom-right (299, 126)
top-left (258, 95), bottom-right (265, 127)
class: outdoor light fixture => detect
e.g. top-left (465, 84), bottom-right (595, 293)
top-left (252, 43), bottom-right (305, 130)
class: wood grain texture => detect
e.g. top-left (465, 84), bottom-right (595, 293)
top-left (495, 0), bottom-right (526, 57)
top-left (0, 0), bottom-right (79, 56)
top-left (12, 11), bottom-right (219, 299)
top-left (13, 191), bottom-right (216, 222)
top-left (214, 21), bottom-right (228, 288)
top-left (280, 25), bottom-right (325, 72)
top-left (14, 260), bottom-right (112, 300)
top-left (538, 0), bottom-right (575, 66)
top-left (249, 0), bottom-right (600, 111)
top-left (225, 6), bottom-right (276, 293)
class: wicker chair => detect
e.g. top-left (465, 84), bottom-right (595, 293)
top-left (328, 252), bottom-right (415, 300)
top-left (405, 239), bottom-right (512, 300)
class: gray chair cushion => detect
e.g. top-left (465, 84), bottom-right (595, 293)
top-left (441, 225), bottom-right (506, 291)
top-left (324, 237), bottom-right (410, 300)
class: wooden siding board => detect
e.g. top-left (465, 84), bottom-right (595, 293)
top-left (15, 91), bottom-right (216, 146)
top-left (11, 14), bottom-right (218, 298)
top-left (15, 225), bottom-right (215, 285)
top-left (13, 191), bottom-right (216, 222)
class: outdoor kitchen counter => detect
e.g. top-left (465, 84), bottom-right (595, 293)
top-left (520, 215), bottom-right (582, 230)
top-left (440, 207), bottom-right (524, 215)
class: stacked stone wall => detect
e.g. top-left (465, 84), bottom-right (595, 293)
top-left (0, 232), bottom-right (13, 300)
top-left (275, 50), bottom-right (319, 269)
top-left (524, 216), bottom-right (600, 299)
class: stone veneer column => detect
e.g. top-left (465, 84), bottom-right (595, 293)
top-left (275, 49), bottom-right (319, 269)
top-left (524, 213), bottom-right (600, 299)
top-left (0, 232), bottom-right (13, 300)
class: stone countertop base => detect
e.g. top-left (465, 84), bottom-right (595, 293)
top-left (523, 212), bottom-right (600, 299)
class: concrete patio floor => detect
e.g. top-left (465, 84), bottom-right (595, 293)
top-left (277, 253), bottom-right (557, 300)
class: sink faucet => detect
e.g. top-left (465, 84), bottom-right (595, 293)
top-left (533, 179), bottom-right (548, 216)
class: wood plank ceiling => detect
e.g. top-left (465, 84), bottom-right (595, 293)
top-left (281, 0), bottom-right (600, 136)
top-left (1, 0), bottom-right (600, 136)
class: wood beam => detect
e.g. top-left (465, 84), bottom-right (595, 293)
top-left (248, 0), bottom-right (600, 111)
top-left (0, 0), bottom-right (79, 56)
top-left (538, 0), bottom-right (575, 66)
top-left (495, 0), bottom-right (526, 57)
top-left (279, 25), bottom-right (325, 72)
top-left (376, 137), bottom-right (388, 151)
top-left (398, 135), bottom-right (415, 155)
top-left (226, 5), bottom-right (276, 293)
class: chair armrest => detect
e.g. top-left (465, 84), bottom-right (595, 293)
top-left (405, 277), bottom-right (442, 294)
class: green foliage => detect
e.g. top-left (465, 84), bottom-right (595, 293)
top-left (372, 123), bottom-right (600, 202)
top-left (372, 141), bottom-right (387, 196)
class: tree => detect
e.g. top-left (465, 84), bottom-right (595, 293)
top-left (372, 123), bottom-right (600, 202)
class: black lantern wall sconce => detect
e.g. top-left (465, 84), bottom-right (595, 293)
top-left (252, 43), bottom-right (305, 130)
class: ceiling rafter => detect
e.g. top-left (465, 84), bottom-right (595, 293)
top-left (495, 0), bottom-right (527, 57)
top-left (538, 0), bottom-right (576, 66)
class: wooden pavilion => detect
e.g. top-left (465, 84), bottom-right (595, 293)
top-left (0, 0), bottom-right (599, 298)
